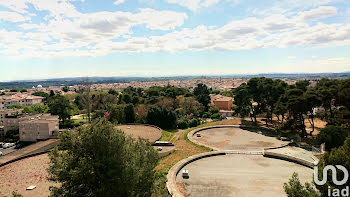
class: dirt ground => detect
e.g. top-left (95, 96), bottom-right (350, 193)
top-left (195, 127), bottom-right (283, 150)
top-left (115, 125), bottom-right (162, 143)
top-left (176, 154), bottom-right (313, 197)
top-left (0, 154), bottom-right (55, 197)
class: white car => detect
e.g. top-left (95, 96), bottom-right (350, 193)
top-left (2, 143), bottom-right (11, 149)
top-left (0, 151), bottom-right (3, 156)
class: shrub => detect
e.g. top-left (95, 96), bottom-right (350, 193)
top-left (209, 106), bottom-right (219, 115)
top-left (189, 118), bottom-right (199, 127)
top-left (202, 112), bottom-right (210, 118)
top-left (317, 125), bottom-right (347, 151)
top-left (210, 113), bottom-right (220, 119)
top-left (177, 119), bottom-right (189, 129)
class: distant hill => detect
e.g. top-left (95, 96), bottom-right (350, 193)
top-left (1, 72), bottom-right (349, 89)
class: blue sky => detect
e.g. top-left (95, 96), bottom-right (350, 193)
top-left (0, 0), bottom-right (350, 81)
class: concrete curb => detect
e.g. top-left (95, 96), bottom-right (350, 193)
top-left (187, 125), bottom-right (241, 151)
top-left (263, 150), bottom-right (315, 169)
top-left (0, 150), bottom-right (50, 168)
top-left (168, 125), bottom-right (316, 196)
top-left (166, 151), bottom-right (226, 197)
top-left (117, 123), bottom-right (162, 143)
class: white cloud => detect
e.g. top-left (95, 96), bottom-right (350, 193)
top-left (165, 0), bottom-right (220, 11)
top-left (288, 56), bottom-right (296, 59)
top-left (0, 0), bottom-right (349, 60)
top-left (0, 11), bottom-right (29, 22)
top-left (297, 6), bottom-right (337, 21)
top-left (114, 0), bottom-right (125, 5)
top-left (136, 8), bottom-right (188, 30)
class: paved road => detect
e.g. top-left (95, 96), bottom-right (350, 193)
top-left (0, 146), bottom-right (16, 156)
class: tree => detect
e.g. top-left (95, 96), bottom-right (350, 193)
top-left (284, 173), bottom-right (319, 197)
top-left (20, 89), bottom-right (27, 92)
top-left (92, 93), bottom-right (117, 112)
top-left (317, 125), bottom-right (347, 151)
top-left (193, 83), bottom-right (210, 111)
top-left (48, 95), bottom-right (73, 124)
top-left (124, 104), bottom-right (136, 123)
top-left (10, 89), bottom-right (18, 92)
top-left (108, 89), bottom-right (118, 95)
top-left (50, 90), bottom-right (55, 97)
top-left (32, 91), bottom-right (49, 99)
top-left (179, 97), bottom-right (204, 117)
top-left (77, 78), bottom-right (92, 122)
top-left (234, 83), bottom-right (253, 120)
top-left (146, 105), bottom-right (177, 129)
top-left (30, 104), bottom-right (49, 113)
top-left (109, 104), bottom-right (126, 124)
top-left (4, 126), bottom-right (19, 142)
top-left (304, 88), bottom-right (321, 135)
top-left (7, 104), bottom-right (24, 109)
top-left (315, 79), bottom-right (338, 123)
top-left (134, 104), bottom-right (147, 123)
top-left (47, 118), bottom-right (159, 197)
top-left (284, 87), bottom-right (309, 137)
top-left (62, 86), bottom-right (69, 92)
top-left (315, 138), bottom-right (350, 196)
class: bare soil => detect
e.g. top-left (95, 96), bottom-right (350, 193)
top-left (0, 154), bottom-right (56, 197)
top-left (115, 124), bottom-right (162, 143)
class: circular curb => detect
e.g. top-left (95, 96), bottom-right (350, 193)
top-left (187, 125), bottom-right (241, 151)
top-left (166, 151), bottom-right (226, 197)
top-left (116, 123), bottom-right (162, 143)
top-left (168, 125), bottom-right (316, 196)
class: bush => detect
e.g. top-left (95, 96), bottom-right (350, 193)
top-left (317, 125), bottom-right (348, 151)
top-left (210, 113), bottom-right (220, 119)
top-left (146, 105), bottom-right (178, 129)
top-left (209, 106), bottom-right (219, 115)
top-left (202, 112), bottom-right (210, 118)
top-left (189, 118), bottom-right (199, 127)
top-left (177, 119), bottom-right (189, 129)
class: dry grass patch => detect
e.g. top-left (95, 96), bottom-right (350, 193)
top-left (155, 118), bottom-right (242, 171)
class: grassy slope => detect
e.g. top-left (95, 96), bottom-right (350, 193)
top-left (152, 119), bottom-right (242, 196)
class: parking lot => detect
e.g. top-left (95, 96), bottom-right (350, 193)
top-left (176, 154), bottom-right (313, 197)
top-left (0, 146), bottom-right (16, 156)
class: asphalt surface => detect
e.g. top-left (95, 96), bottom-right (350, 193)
top-left (176, 154), bottom-right (313, 197)
top-left (0, 146), bottom-right (16, 156)
top-left (195, 127), bottom-right (283, 150)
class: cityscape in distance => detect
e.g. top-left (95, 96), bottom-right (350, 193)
top-left (1, 0), bottom-right (350, 197)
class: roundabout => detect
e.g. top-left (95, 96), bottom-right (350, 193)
top-left (168, 126), bottom-right (316, 197)
top-left (189, 125), bottom-right (284, 150)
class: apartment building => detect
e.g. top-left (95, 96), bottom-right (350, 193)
top-left (19, 114), bottom-right (59, 142)
top-left (0, 93), bottom-right (44, 110)
top-left (0, 108), bottom-right (23, 138)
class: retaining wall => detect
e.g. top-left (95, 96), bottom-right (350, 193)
top-left (263, 150), bottom-right (315, 169)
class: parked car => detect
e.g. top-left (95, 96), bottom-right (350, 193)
top-left (2, 143), bottom-right (10, 149)
top-left (2, 143), bottom-right (14, 149)
top-left (15, 143), bottom-right (24, 149)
